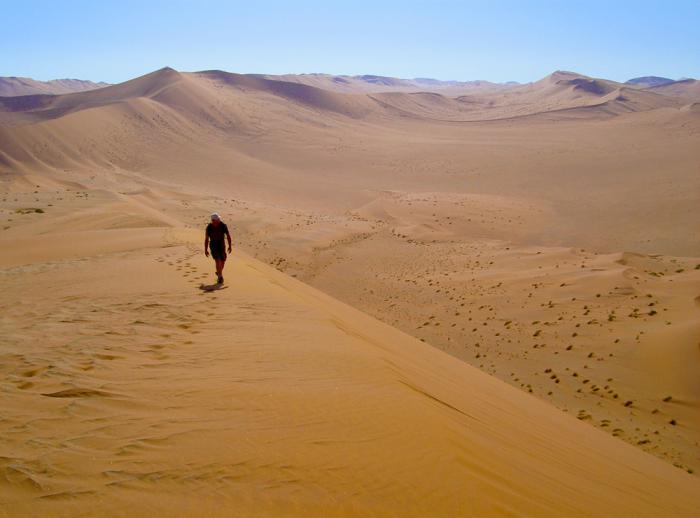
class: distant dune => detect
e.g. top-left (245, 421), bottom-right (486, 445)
top-left (261, 72), bottom-right (518, 95)
top-left (0, 76), bottom-right (109, 96)
top-left (647, 78), bottom-right (700, 100)
top-left (0, 68), bottom-right (687, 126)
top-left (0, 66), bottom-right (697, 251)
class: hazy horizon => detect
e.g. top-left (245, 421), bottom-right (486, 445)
top-left (2, 66), bottom-right (696, 87)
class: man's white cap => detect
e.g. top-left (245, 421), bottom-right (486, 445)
top-left (210, 213), bottom-right (220, 221)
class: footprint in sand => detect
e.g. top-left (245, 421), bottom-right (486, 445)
top-left (95, 353), bottom-right (122, 361)
top-left (21, 367), bottom-right (47, 378)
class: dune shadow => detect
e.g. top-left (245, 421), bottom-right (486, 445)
top-left (199, 283), bottom-right (228, 292)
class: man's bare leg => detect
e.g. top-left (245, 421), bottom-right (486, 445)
top-left (215, 259), bottom-right (227, 283)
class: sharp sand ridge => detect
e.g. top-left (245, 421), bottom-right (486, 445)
top-left (1, 221), bottom-right (699, 516)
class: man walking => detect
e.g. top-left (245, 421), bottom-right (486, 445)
top-left (204, 213), bottom-right (232, 284)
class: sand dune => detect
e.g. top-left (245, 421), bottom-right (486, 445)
top-left (442, 71), bottom-right (685, 120)
top-left (648, 78), bottom-right (700, 101)
top-left (261, 72), bottom-right (517, 95)
top-left (1, 66), bottom-right (700, 512)
top-left (0, 76), bottom-right (109, 97)
top-left (8, 86), bottom-right (699, 253)
top-left (1, 198), bottom-right (699, 515)
top-left (1, 68), bottom-right (687, 129)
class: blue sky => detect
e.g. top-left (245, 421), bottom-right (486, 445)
top-left (2, 0), bottom-right (698, 84)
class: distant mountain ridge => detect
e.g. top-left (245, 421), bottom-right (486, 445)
top-left (260, 72), bottom-right (518, 94)
top-left (3, 70), bottom-right (696, 98)
top-left (0, 76), bottom-right (110, 97)
top-left (626, 76), bottom-right (675, 88)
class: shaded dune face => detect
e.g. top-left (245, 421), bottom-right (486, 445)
top-left (0, 67), bottom-right (699, 514)
top-left (569, 78), bottom-right (613, 95)
top-left (0, 94), bottom-right (56, 113)
top-left (195, 70), bottom-right (377, 118)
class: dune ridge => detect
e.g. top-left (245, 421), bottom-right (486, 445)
top-left (648, 78), bottom-right (700, 101)
top-left (0, 76), bottom-right (109, 97)
top-left (1, 207), bottom-right (699, 515)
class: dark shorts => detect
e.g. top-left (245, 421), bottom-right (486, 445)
top-left (209, 240), bottom-right (227, 261)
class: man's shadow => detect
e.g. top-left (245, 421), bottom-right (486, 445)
top-left (199, 283), bottom-right (229, 292)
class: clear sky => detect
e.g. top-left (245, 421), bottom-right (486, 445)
top-left (2, 0), bottom-right (699, 84)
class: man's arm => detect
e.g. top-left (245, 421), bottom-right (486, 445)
top-left (204, 234), bottom-right (210, 257)
top-left (226, 230), bottom-right (232, 253)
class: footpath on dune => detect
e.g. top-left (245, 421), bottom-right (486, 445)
top-left (1, 220), bottom-right (700, 517)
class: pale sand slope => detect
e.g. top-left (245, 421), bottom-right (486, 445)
top-left (282, 228), bottom-right (700, 475)
top-left (648, 79), bottom-right (700, 101)
top-left (1, 216), bottom-right (700, 517)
